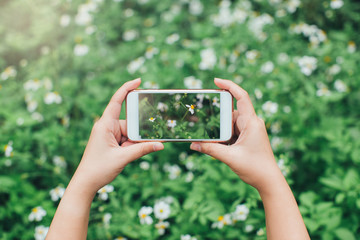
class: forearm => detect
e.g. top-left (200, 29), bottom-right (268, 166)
top-left (46, 174), bottom-right (96, 240)
top-left (258, 172), bottom-right (310, 240)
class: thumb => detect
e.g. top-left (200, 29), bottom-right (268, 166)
top-left (190, 142), bottom-right (229, 161)
top-left (123, 142), bottom-right (164, 163)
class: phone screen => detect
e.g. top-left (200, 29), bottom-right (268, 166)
top-left (138, 93), bottom-right (221, 140)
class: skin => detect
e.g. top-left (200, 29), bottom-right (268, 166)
top-left (46, 78), bottom-right (310, 240)
top-left (190, 78), bottom-right (310, 240)
top-left (46, 78), bottom-right (164, 240)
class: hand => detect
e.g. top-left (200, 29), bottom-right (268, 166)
top-left (190, 78), bottom-right (282, 193)
top-left (72, 78), bottom-right (164, 194)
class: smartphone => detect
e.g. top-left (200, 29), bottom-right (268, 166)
top-left (126, 89), bottom-right (233, 142)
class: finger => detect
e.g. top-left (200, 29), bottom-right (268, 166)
top-left (121, 141), bottom-right (135, 147)
top-left (233, 110), bottom-right (239, 125)
top-left (122, 142), bottom-right (164, 163)
top-left (120, 136), bottom-right (128, 144)
top-left (102, 78), bottom-right (141, 120)
top-left (119, 120), bottom-right (127, 137)
top-left (214, 78), bottom-right (255, 117)
top-left (190, 142), bottom-right (229, 161)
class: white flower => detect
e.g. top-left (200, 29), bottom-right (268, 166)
top-left (16, 117), bottom-right (24, 126)
top-left (114, 237), bottom-right (127, 240)
top-left (85, 25), bottom-right (96, 35)
top-left (4, 141), bottom-right (13, 157)
top-left (44, 92), bottom-right (62, 104)
top-left (254, 88), bottom-right (263, 99)
top-left (1, 66), bottom-right (17, 80)
top-left (245, 50), bottom-right (260, 63)
top-left (138, 206), bottom-right (153, 225)
top-left (123, 29), bottom-right (139, 41)
top-left (184, 76), bottom-right (202, 89)
top-left (127, 57), bottom-right (145, 74)
top-left (97, 185), bottom-right (114, 201)
top-left (212, 97), bottom-right (220, 108)
top-left (211, 2), bottom-right (233, 27)
top-left (334, 79), bottom-right (347, 93)
top-left (154, 201), bottom-right (171, 220)
top-left (75, 3), bottom-right (96, 26)
top-left (53, 156), bottom-right (67, 168)
top-left (29, 206), bottom-right (46, 222)
top-left (328, 64), bottom-right (341, 75)
top-left (185, 172), bottom-right (194, 182)
top-left (211, 214), bottom-right (232, 229)
top-left (24, 79), bottom-right (41, 91)
top-left (262, 101), bottom-right (278, 116)
top-left (270, 121), bottom-right (281, 134)
top-left (149, 117), bottom-right (156, 122)
top-left (232, 204), bottom-right (249, 221)
top-left (41, 46), bottom-right (50, 55)
top-left (189, 0), bottom-right (203, 15)
top-left (271, 136), bottom-right (283, 150)
top-left (155, 221), bottom-right (170, 235)
top-left (291, 24), bottom-right (326, 47)
top-left (49, 186), bottom-right (65, 201)
top-left (316, 82), bottom-right (331, 97)
top-left (278, 53), bottom-right (289, 63)
top-left (145, 46), bottom-right (159, 59)
top-left (75, 11), bottom-right (92, 26)
top-left (286, 0), bottom-right (301, 13)
top-left (266, 81), bottom-right (275, 89)
top-left (167, 120), bottom-right (176, 129)
top-left (34, 225), bottom-right (49, 240)
top-left (283, 105), bottom-right (291, 113)
top-left (297, 56), bottom-right (317, 76)
top-left (245, 224), bottom-right (254, 232)
top-left (74, 44), bottom-right (89, 56)
top-left (257, 228), bottom-right (265, 236)
top-left (330, 0), bottom-right (344, 9)
top-left (157, 102), bottom-right (168, 112)
top-left (124, 8), bottom-right (134, 17)
top-left (199, 48), bottom-right (217, 70)
top-left (348, 41), bottom-right (356, 53)
top-left (261, 61), bottom-right (274, 73)
top-left (32, 112), bottom-right (44, 122)
top-left (277, 158), bottom-right (289, 176)
top-left (165, 164), bottom-right (181, 179)
top-left (103, 213), bottom-right (112, 226)
top-left (166, 33), bottom-right (180, 45)
top-left (27, 100), bottom-right (38, 112)
top-left (143, 81), bottom-right (159, 89)
top-left (181, 234), bottom-right (197, 240)
top-left (185, 104), bottom-right (195, 115)
top-left (140, 161), bottom-right (150, 170)
top-left (248, 14), bottom-right (274, 41)
top-left (233, 8), bottom-right (248, 24)
top-left (60, 15), bottom-right (71, 27)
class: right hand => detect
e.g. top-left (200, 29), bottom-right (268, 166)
top-left (190, 78), bottom-right (283, 193)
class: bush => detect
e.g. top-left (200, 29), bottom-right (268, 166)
top-left (0, 0), bottom-right (359, 239)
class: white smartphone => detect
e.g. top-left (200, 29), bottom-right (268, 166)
top-left (126, 89), bottom-right (233, 142)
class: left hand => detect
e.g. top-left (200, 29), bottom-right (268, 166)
top-left (72, 78), bottom-right (164, 194)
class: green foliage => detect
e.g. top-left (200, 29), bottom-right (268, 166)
top-left (1, 0), bottom-right (360, 239)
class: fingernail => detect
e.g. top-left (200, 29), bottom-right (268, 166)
top-left (191, 143), bottom-right (201, 152)
top-left (153, 142), bottom-right (163, 151)
top-left (132, 78), bottom-right (141, 82)
top-left (214, 78), bottom-right (224, 81)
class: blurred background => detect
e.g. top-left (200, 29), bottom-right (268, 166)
top-left (0, 0), bottom-right (359, 239)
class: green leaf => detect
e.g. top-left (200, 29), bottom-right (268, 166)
top-left (319, 177), bottom-right (344, 191)
top-left (334, 228), bottom-right (356, 240)
top-left (343, 169), bottom-right (360, 190)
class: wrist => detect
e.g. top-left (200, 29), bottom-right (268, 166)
top-left (255, 167), bottom-right (288, 198)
